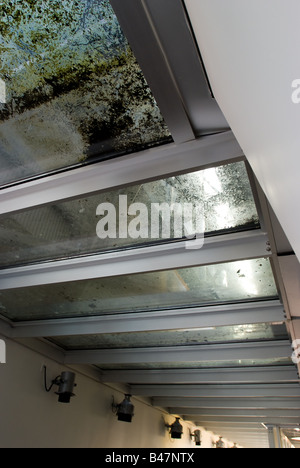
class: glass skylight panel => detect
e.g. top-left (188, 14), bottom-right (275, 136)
top-left (0, 258), bottom-right (277, 322)
top-left (0, 0), bottom-right (171, 187)
top-left (0, 161), bottom-right (259, 267)
top-left (49, 323), bottom-right (288, 351)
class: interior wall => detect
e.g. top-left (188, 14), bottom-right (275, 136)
top-left (185, 0), bottom-right (300, 263)
top-left (0, 337), bottom-right (235, 448)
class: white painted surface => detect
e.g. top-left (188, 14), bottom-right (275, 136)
top-left (0, 338), bottom-right (234, 448)
top-left (185, 0), bottom-right (300, 261)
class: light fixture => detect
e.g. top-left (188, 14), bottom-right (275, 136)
top-left (190, 429), bottom-right (201, 446)
top-left (215, 436), bottom-right (225, 448)
top-left (43, 366), bottom-right (76, 403)
top-left (166, 418), bottom-right (183, 439)
top-left (112, 394), bottom-right (135, 423)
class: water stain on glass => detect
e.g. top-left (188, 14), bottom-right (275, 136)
top-left (0, 258), bottom-right (278, 322)
top-left (0, 0), bottom-right (172, 186)
top-left (0, 161), bottom-right (260, 267)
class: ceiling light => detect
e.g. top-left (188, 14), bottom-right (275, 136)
top-left (112, 394), bottom-right (135, 423)
top-left (166, 418), bottom-right (183, 439)
top-left (190, 429), bottom-right (201, 446)
top-left (43, 366), bottom-right (76, 403)
top-left (215, 437), bottom-right (225, 448)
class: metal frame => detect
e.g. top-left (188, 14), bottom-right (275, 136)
top-left (177, 408), bottom-right (300, 418)
top-left (111, 0), bottom-right (195, 143)
top-left (110, 0), bottom-right (229, 142)
top-left (192, 417), bottom-right (300, 425)
top-left (9, 299), bottom-right (283, 338)
top-left (154, 397), bottom-right (300, 410)
top-left (99, 367), bottom-right (299, 384)
top-left (64, 341), bottom-right (292, 365)
top-left (130, 384), bottom-right (300, 398)
top-left (0, 131), bottom-right (241, 215)
top-left (192, 415), bottom-right (298, 426)
top-left (0, 229), bottom-right (270, 290)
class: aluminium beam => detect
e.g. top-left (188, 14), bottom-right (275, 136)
top-left (101, 366), bottom-right (299, 384)
top-left (187, 423), bottom-right (278, 442)
top-left (202, 433), bottom-right (266, 441)
top-left (204, 427), bottom-right (266, 433)
top-left (207, 430), bottom-right (267, 438)
top-left (196, 422), bottom-right (265, 430)
top-left (192, 417), bottom-right (300, 426)
top-left (131, 383), bottom-right (300, 398)
top-left (153, 397), bottom-right (300, 409)
top-left (172, 408), bottom-right (300, 418)
top-left (0, 229), bottom-right (270, 290)
top-left (0, 132), bottom-right (241, 216)
top-left (10, 299), bottom-right (284, 338)
top-left (65, 340), bottom-right (291, 365)
top-left (205, 432), bottom-right (266, 441)
top-left (208, 431), bottom-right (266, 436)
top-left (143, 0), bottom-right (229, 137)
top-left (206, 430), bottom-right (267, 439)
top-left (110, 0), bottom-right (196, 144)
top-left (111, 0), bottom-right (229, 139)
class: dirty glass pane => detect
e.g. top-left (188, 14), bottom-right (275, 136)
top-left (0, 161), bottom-right (259, 267)
top-left (49, 323), bottom-right (288, 350)
top-left (0, 258), bottom-right (277, 322)
top-left (0, 0), bottom-right (171, 187)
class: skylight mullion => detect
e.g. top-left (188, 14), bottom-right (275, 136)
top-left (11, 299), bottom-right (283, 339)
top-left (0, 131), bottom-right (242, 216)
top-left (0, 230), bottom-right (270, 291)
top-left (110, 0), bottom-right (195, 144)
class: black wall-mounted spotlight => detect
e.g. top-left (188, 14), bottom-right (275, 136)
top-left (166, 418), bottom-right (183, 439)
top-left (190, 429), bottom-right (201, 446)
top-left (43, 366), bottom-right (77, 403)
top-left (216, 436), bottom-right (225, 448)
top-left (112, 394), bottom-right (135, 423)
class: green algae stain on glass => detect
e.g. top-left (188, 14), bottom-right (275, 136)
top-left (0, 0), bottom-right (171, 186)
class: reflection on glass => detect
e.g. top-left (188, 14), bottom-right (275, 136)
top-left (0, 258), bottom-right (277, 322)
top-left (0, 0), bottom-right (171, 186)
top-left (0, 161), bottom-right (259, 267)
top-left (49, 323), bottom-right (288, 350)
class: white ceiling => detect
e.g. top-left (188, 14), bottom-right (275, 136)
top-left (185, 0), bottom-right (300, 263)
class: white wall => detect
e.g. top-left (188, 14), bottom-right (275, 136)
top-left (185, 0), bottom-right (300, 263)
top-left (0, 338), bottom-right (235, 448)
